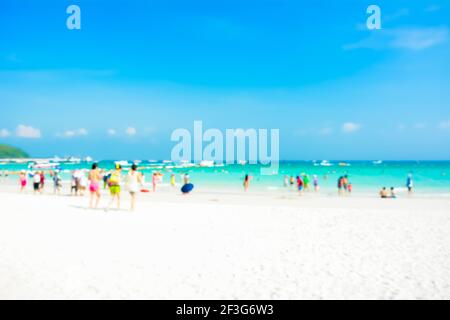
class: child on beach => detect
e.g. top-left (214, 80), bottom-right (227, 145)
top-left (19, 170), bottom-right (27, 193)
top-left (379, 187), bottom-right (389, 198)
top-left (88, 163), bottom-right (102, 209)
top-left (390, 187), bottom-right (397, 199)
top-left (126, 164), bottom-right (144, 211)
top-left (170, 174), bottom-right (176, 187)
top-left (289, 176), bottom-right (295, 187)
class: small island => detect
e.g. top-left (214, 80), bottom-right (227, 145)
top-left (0, 144), bottom-right (29, 159)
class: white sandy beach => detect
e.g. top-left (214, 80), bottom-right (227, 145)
top-left (0, 187), bottom-right (449, 300)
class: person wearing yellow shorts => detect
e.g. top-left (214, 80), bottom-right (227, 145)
top-left (109, 185), bottom-right (121, 195)
top-left (107, 165), bottom-right (122, 210)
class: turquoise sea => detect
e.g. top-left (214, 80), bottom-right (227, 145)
top-left (1, 160), bottom-right (449, 196)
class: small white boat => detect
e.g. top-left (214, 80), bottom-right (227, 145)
top-left (199, 160), bottom-right (215, 167)
top-left (115, 160), bottom-right (131, 167)
top-left (30, 162), bottom-right (60, 170)
top-left (339, 162), bottom-right (351, 167)
top-left (373, 160), bottom-right (383, 165)
top-left (84, 156), bottom-right (93, 162)
top-left (66, 156), bottom-right (81, 163)
top-left (320, 160), bottom-right (333, 167)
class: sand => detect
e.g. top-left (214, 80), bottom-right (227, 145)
top-left (0, 186), bottom-right (449, 300)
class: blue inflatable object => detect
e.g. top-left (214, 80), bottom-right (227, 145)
top-left (181, 183), bottom-right (194, 194)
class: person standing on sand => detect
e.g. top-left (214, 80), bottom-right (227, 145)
top-left (170, 174), bottom-right (176, 187)
top-left (337, 176), bottom-right (344, 196)
top-left (89, 163), bottom-right (102, 209)
top-left (33, 171), bottom-right (41, 194)
top-left (406, 174), bottom-right (414, 194)
top-left (107, 165), bottom-right (122, 210)
top-left (183, 173), bottom-right (190, 185)
top-left (284, 175), bottom-right (289, 187)
top-left (71, 171), bottom-right (78, 196)
top-left (303, 174), bottom-right (310, 191)
top-left (313, 175), bottom-right (319, 192)
top-left (19, 170), bottom-right (27, 193)
top-left (39, 171), bottom-right (45, 193)
top-left (52, 170), bottom-right (62, 195)
top-left (297, 175), bottom-right (304, 195)
top-left (152, 173), bottom-right (157, 192)
top-left (243, 174), bottom-right (252, 191)
top-left (126, 164), bottom-right (144, 211)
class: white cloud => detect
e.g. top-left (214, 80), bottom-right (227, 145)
top-left (342, 122), bottom-right (361, 133)
top-left (78, 128), bottom-right (88, 135)
top-left (60, 128), bottom-right (88, 138)
top-left (0, 129), bottom-right (11, 138)
top-left (125, 127), bottom-right (137, 136)
top-left (439, 120), bottom-right (450, 130)
top-left (16, 125), bottom-right (42, 139)
top-left (344, 27), bottom-right (449, 51)
top-left (107, 129), bottom-right (117, 136)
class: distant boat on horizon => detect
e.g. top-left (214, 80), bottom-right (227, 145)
top-left (199, 160), bottom-right (215, 167)
top-left (320, 160), bottom-right (333, 167)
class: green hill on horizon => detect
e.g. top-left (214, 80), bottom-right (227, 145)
top-left (0, 144), bottom-right (30, 159)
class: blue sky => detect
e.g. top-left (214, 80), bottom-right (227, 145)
top-left (0, 0), bottom-right (449, 160)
